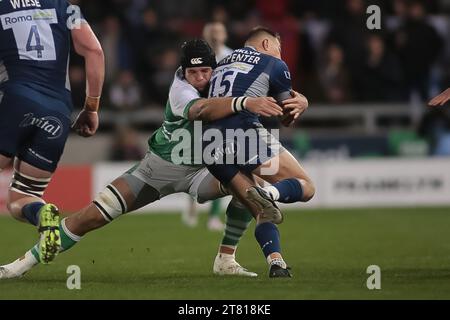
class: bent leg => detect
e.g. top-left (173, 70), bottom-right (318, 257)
top-left (253, 149), bottom-right (315, 203)
top-left (66, 173), bottom-right (159, 236)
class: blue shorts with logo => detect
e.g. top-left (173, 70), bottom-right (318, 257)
top-left (202, 113), bottom-right (283, 185)
top-left (0, 83), bottom-right (72, 172)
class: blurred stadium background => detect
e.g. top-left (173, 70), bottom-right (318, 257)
top-left (1, 0), bottom-right (450, 300)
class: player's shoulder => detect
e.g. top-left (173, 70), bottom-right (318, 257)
top-left (265, 56), bottom-right (290, 83)
top-left (171, 67), bottom-right (193, 90)
top-left (169, 67), bottom-right (199, 97)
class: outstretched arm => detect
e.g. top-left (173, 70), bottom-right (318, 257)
top-left (71, 23), bottom-right (105, 137)
top-left (188, 96), bottom-right (283, 122)
top-left (429, 88), bottom-right (450, 107)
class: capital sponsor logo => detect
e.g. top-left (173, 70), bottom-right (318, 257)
top-left (19, 113), bottom-right (63, 139)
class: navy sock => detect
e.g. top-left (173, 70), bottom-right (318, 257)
top-left (254, 222), bottom-right (281, 258)
top-left (273, 178), bottom-right (303, 203)
top-left (22, 202), bottom-right (45, 226)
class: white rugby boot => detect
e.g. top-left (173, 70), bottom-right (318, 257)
top-left (0, 251), bottom-right (38, 279)
top-left (213, 253), bottom-right (258, 277)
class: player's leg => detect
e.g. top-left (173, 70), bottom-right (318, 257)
top-left (250, 151), bottom-right (312, 276)
top-left (1, 89), bottom-right (75, 265)
top-left (1, 152), bottom-right (194, 278)
top-left (0, 173), bottom-right (160, 279)
top-left (215, 177), bottom-right (268, 260)
top-left (235, 129), bottom-right (296, 277)
top-left (6, 159), bottom-right (62, 264)
top-left (213, 198), bottom-right (256, 277)
top-left (223, 172), bottom-right (291, 277)
top-left (253, 149), bottom-right (315, 203)
top-left (193, 170), bottom-right (256, 277)
top-left (251, 148), bottom-right (316, 277)
top-left (209, 163), bottom-right (280, 221)
top-left (203, 127), bottom-right (281, 221)
top-left (204, 127), bottom-right (288, 277)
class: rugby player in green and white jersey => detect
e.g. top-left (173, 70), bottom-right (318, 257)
top-left (1, 39), bottom-right (310, 279)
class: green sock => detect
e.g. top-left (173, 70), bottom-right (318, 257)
top-left (209, 199), bottom-right (222, 218)
top-left (31, 218), bottom-right (80, 263)
top-left (222, 200), bottom-right (253, 246)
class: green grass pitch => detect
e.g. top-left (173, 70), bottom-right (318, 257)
top-left (1, 207), bottom-right (450, 300)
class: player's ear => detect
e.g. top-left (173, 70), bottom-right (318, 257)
top-left (262, 39), bottom-right (270, 52)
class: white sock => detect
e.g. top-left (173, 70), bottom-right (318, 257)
top-left (61, 218), bottom-right (82, 242)
top-left (4, 250), bottom-right (38, 276)
top-left (267, 256), bottom-right (287, 269)
top-left (263, 186), bottom-right (280, 201)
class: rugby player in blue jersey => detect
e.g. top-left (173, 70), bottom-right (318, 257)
top-left (0, 0), bottom-right (104, 263)
top-left (203, 27), bottom-right (315, 277)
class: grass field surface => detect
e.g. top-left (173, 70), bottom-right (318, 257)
top-left (1, 207), bottom-right (449, 300)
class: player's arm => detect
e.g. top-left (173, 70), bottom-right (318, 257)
top-left (187, 96), bottom-right (283, 122)
top-left (429, 88), bottom-right (450, 107)
top-left (71, 22), bottom-right (105, 137)
top-left (269, 60), bottom-right (309, 127)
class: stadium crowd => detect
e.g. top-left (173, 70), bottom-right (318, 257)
top-left (66, 0), bottom-right (450, 158)
top-left (69, 0), bottom-right (450, 109)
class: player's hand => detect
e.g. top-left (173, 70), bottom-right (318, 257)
top-left (72, 109), bottom-right (99, 137)
top-left (245, 97), bottom-right (284, 117)
top-left (428, 88), bottom-right (450, 107)
top-left (280, 90), bottom-right (309, 127)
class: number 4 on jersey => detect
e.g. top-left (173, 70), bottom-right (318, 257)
top-left (26, 25), bottom-right (44, 58)
top-left (0, 9), bottom-right (58, 61)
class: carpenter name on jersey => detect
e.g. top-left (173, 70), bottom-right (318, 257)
top-left (208, 45), bottom-right (292, 123)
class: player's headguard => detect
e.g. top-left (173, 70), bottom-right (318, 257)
top-left (180, 39), bottom-right (217, 74)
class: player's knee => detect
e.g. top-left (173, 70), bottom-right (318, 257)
top-left (6, 201), bottom-right (23, 221)
top-left (301, 180), bottom-right (315, 202)
top-left (88, 206), bottom-right (111, 228)
top-left (92, 184), bottom-right (128, 222)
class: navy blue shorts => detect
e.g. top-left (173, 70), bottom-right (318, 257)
top-left (0, 85), bottom-right (71, 172)
top-left (202, 114), bottom-right (283, 185)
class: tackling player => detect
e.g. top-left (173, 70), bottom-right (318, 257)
top-left (0, 0), bottom-right (104, 263)
top-left (1, 39), bottom-right (302, 279)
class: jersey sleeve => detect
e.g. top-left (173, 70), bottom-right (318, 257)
top-left (168, 71), bottom-right (202, 119)
top-left (268, 59), bottom-right (293, 103)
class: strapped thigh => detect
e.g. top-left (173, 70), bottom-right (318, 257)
top-left (10, 169), bottom-right (50, 198)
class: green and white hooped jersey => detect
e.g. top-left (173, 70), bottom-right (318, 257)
top-left (148, 67), bottom-right (202, 165)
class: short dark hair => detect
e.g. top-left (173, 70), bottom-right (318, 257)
top-left (245, 26), bottom-right (280, 43)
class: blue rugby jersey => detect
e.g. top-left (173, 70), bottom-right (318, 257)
top-left (208, 46), bottom-right (292, 123)
top-left (0, 0), bottom-right (83, 111)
